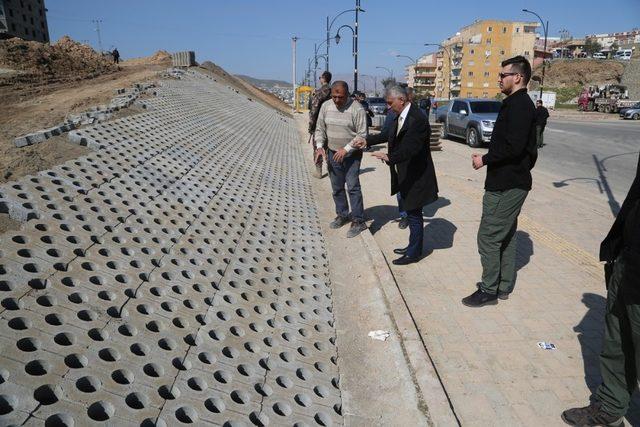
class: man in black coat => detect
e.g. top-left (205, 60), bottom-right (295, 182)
top-left (354, 84), bottom-right (439, 265)
top-left (562, 153), bottom-right (640, 427)
top-left (535, 99), bottom-right (549, 148)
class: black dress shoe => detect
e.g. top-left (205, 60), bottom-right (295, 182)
top-left (398, 217), bottom-right (409, 229)
top-left (392, 255), bottom-right (420, 265)
top-left (461, 289), bottom-right (498, 307)
top-left (393, 247), bottom-right (408, 255)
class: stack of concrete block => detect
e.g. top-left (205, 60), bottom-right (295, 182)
top-left (13, 82), bottom-right (157, 148)
top-left (430, 122), bottom-right (443, 150)
top-left (172, 51), bottom-right (196, 67)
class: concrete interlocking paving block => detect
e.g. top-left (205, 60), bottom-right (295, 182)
top-left (0, 69), bottom-right (342, 425)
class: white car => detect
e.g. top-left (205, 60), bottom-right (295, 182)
top-left (592, 52), bottom-right (606, 59)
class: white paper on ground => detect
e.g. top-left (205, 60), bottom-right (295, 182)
top-left (368, 330), bottom-right (391, 341)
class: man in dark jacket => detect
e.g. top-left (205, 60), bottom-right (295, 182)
top-left (354, 84), bottom-right (439, 265)
top-left (535, 99), bottom-right (549, 148)
top-left (462, 56), bottom-right (538, 307)
top-left (562, 154), bottom-right (640, 427)
top-left (309, 71), bottom-right (332, 178)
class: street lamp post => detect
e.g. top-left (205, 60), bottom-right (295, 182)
top-left (522, 8), bottom-right (549, 99)
top-left (395, 54), bottom-right (418, 92)
top-left (326, 3), bottom-right (365, 73)
top-left (425, 43), bottom-right (452, 99)
top-left (335, 24), bottom-right (359, 91)
top-left (376, 66), bottom-right (393, 78)
top-left (362, 74), bottom-right (377, 95)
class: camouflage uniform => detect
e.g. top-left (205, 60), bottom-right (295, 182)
top-left (308, 84), bottom-right (332, 176)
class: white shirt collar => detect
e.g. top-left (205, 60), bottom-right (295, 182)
top-left (399, 102), bottom-right (411, 122)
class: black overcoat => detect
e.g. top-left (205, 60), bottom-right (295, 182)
top-left (367, 104), bottom-right (439, 211)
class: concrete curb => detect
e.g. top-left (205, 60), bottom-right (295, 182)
top-left (359, 229), bottom-right (461, 427)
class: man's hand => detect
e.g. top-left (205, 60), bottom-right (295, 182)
top-left (315, 147), bottom-right (326, 163)
top-left (372, 151), bottom-right (389, 162)
top-left (472, 153), bottom-right (484, 170)
top-left (352, 136), bottom-right (367, 149)
top-left (333, 148), bottom-right (348, 163)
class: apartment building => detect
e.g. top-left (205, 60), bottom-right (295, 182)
top-left (586, 29), bottom-right (640, 49)
top-left (438, 19), bottom-right (539, 99)
top-left (405, 52), bottom-right (440, 97)
top-left (0, 0), bottom-right (49, 43)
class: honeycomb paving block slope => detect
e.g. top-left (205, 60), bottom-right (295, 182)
top-left (0, 69), bottom-right (342, 426)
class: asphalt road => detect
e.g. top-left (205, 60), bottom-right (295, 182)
top-left (540, 119), bottom-right (639, 211)
top-left (446, 118), bottom-right (639, 214)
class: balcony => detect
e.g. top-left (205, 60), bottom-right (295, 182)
top-left (415, 72), bottom-right (436, 78)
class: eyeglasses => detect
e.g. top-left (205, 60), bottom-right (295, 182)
top-left (498, 72), bottom-right (520, 80)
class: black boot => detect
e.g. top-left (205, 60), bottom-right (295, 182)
top-left (561, 401), bottom-right (623, 426)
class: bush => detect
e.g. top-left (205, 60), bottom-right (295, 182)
top-left (543, 86), bottom-right (582, 103)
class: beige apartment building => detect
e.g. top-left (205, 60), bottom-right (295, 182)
top-left (438, 19), bottom-right (539, 99)
top-left (405, 52), bottom-right (440, 97)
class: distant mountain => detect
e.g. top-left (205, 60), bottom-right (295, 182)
top-left (235, 75), bottom-right (290, 88)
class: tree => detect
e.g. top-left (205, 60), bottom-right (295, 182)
top-left (381, 77), bottom-right (397, 89)
top-left (583, 39), bottom-right (603, 56)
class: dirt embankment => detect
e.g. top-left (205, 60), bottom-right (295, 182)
top-left (199, 61), bottom-right (291, 116)
top-left (533, 59), bottom-right (624, 88)
top-left (0, 36), bottom-right (171, 185)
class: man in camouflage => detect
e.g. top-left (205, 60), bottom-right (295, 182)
top-left (309, 71), bottom-right (332, 178)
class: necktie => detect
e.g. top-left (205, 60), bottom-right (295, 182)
top-left (396, 115), bottom-right (404, 135)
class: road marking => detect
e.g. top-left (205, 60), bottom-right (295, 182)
top-left (441, 173), bottom-right (603, 281)
top-left (545, 128), bottom-right (583, 136)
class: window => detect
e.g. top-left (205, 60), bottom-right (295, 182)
top-left (467, 92), bottom-right (473, 97)
top-left (469, 101), bottom-right (501, 113)
top-left (516, 27), bottom-right (520, 33)
top-left (524, 51), bottom-right (530, 56)
top-left (40, 21), bottom-right (44, 29)
top-left (500, 49), bottom-right (505, 55)
top-left (467, 82), bottom-right (474, 87)
top-left (486, 38), bottom-right (492, 45)
top-left (451, 100), bottom-right (465, 113)
top-left (483, 82), bottom-right (489, 87)
top-left (27, 4), bottom-right (32, 11)
top-left (485, 50), bottom-right (491, 56)
top-left (502, 27), bottom-right (507, 33)
top-left (30, 17), bottom-right (33, 25)
top-left (468, 71), bottom-right (474, 76)
top-left (484, 71), bottom-right (490, 77)
top-left (22, 13), bottom-right (26, 21)
top-left (483, 92), bottom-right (489, 97)
top-left (9, 8), bottom-right (13, 17)
top-left (470, 49), bottom-right (475, 54)
top-left (31, 29), bottom-right (35, 37)
top-left (468, 60), bottom-right (475, 66)
top-left (11, 23), bottom-right (16, 32)
top-left (487, 26), bottom-right (493, 32)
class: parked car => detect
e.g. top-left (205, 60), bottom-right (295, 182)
top-left (443, 98), bottom-right (502, 147)
top-left (592, 52), bottom-right (606, 59)
top-left (367, 97), bottom-right (387, 115)
top-left (433, 100), bottom-right (451, 123)
top-left (620, 103), bottom-right (640, 120)
top-left (614, 49), bottom-right (633, 60)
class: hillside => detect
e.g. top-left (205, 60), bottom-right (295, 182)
top-left (235, 74), bottom-right (290, 88)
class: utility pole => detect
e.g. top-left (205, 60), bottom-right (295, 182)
top-left (354, 0), bottom-right (360, 92)
top-left (91, 19), bottom-right (103, 53)
top-left (292, 36), bottom-right (298, 113)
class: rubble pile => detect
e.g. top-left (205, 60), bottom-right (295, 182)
top-left (0, 35), bottom-right (118, 84)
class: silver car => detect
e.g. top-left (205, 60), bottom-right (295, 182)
top-left (443, 98), bottom-right (501, 147)
top-left (620, 102), bottom-right (640, 120)
top-left (366, 97), bottom-right (387, 115)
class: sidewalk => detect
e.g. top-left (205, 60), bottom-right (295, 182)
top-left (296, 107), bottom-right (639, 425)
top-left (355, 136), bottom-right (639, 426)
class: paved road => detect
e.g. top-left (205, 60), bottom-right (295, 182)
top-left (447, 118), bottom-right (639, 215)
top-left (541, 119), bottom-right (639, 210)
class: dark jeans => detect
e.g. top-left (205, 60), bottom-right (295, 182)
top-left (405, 207), bottom-right (424, 258)
top-left (536, 124), bottom-right (545, 148)
top-left (327, 150), bottom-right (364, 222)
top-left (596, 253), bottom-right (640, 417)
top-left (397, 193), bottom-right (407, 218)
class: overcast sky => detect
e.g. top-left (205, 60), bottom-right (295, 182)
top-left (48, 0), bottom-right (640, 83)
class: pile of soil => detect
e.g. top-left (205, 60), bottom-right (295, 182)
top-left (0, 35), bottom-right (118, 85)
top-left (533, 59), bottom-right (624, 88)
top-left (124, 50), bottom-right (172, 67)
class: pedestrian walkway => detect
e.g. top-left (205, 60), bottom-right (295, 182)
top-left (357, 136), bottom-right (640, 426)
top-left (296, 109), bottom-right (639, 426)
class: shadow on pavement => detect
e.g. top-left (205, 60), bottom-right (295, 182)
top-left (364, 197), bottom-right (452, 235)
top-left (423, 218), bottom-right (457, 255)
top-left (359, 167), bottom-right (375, 175)
top-left (574, 292), bottom-right (640, 425)
top-left (516, 231), bottom-right (533, 271)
